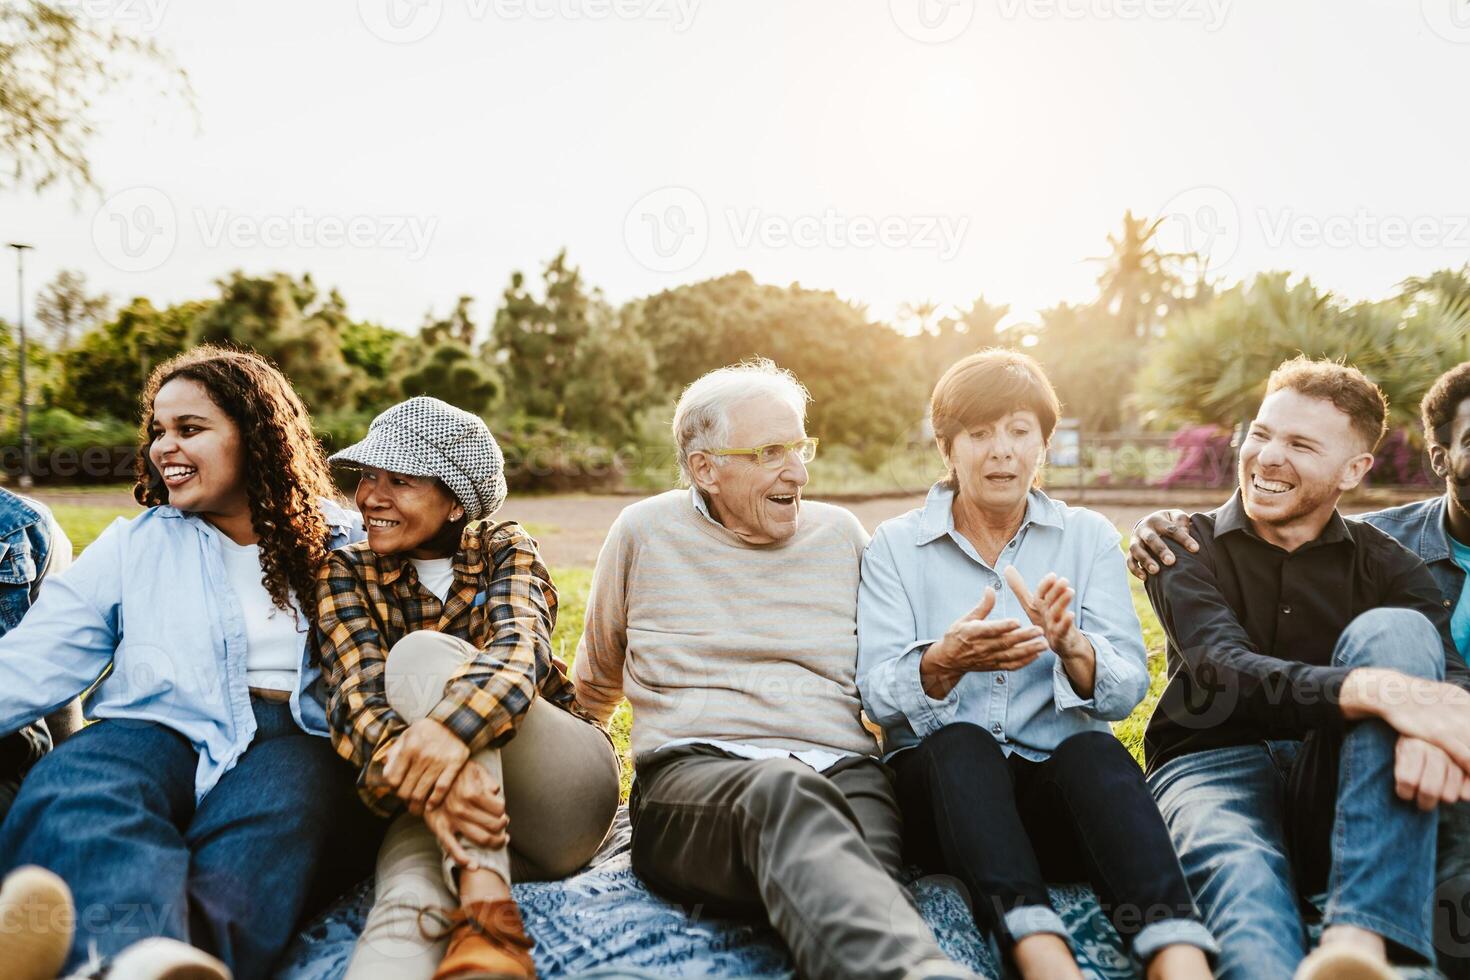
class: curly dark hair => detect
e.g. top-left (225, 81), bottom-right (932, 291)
top-left (1423, 362), bottom-right (1470, 449)
top-left (134, 345), bottom-right (337, 630)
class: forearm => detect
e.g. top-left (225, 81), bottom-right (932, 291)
top-left (1056, 636), bottom-right (1097, 700)
top-left (918, 640), bottom-right (963, 700)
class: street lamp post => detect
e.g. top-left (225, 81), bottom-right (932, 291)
top-left (7, 243), bottom-right (34, 489)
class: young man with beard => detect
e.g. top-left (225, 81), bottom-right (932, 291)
top-left (1130, 360), bottom-right (1470, 978)
top-left (1133, 358), bottom-right (1470, 980)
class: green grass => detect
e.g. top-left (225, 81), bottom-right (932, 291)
top-left (48, 502), bottom-right (140, 551)
top-left (48, 504), bottom-right (1162, 795)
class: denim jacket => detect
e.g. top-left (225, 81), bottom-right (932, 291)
top-left (0, 490), bottom-right (55, 635)
top-left (1357, 495), bottom-right (1463, 632)
top-left (0, 500), bottom-right (363, 802)
top-left (0, 490), bottom-right (59, 779)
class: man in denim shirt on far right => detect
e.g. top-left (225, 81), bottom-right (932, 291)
top-left (0, 486), bottom-right (75, 821)
top-left (1129, 360), bottom-right (1470, 978)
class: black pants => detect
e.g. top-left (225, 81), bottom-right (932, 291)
top-left (892, 724), bottom-right (1203, 957)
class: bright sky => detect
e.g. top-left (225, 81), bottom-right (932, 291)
top-left (3, 0), bottom-right (1468, 335)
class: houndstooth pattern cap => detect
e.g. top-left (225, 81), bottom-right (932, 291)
top-left (330, 396), bottom-right (507, 520)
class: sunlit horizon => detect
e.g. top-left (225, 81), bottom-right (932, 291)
top-left (3, 0), bottom-right (1467, 335)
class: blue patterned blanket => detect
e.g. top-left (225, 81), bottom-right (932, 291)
top-left (275, 808), bottom-right (1142, 980)
top-left (274, 808), bottom-right (1437, 980)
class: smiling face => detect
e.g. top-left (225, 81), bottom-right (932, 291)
top-left (692, 396), bottom-right (809, 545)
top-left (942, 409), bottom-right (1046, 517)
top-left (1431, 396), bottom-right (1470, 522)
top-left (1238, 388), bottom-right (1375, 541)
top-left (354, 468), bottom-right (464, 558)
top-left (147, 378), bottom-right (250, 522)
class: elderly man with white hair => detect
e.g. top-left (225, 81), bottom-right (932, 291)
top-left (573, 359), bottom-right (980, 980)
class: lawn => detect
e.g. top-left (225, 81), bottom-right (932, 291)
top-left (45, 501), bottom-right (1165, 793)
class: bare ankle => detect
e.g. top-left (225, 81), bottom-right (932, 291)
top-left (459, 868), bottom-right (510, 905)
top-left (1012, 932), bottom-right (1083, 980)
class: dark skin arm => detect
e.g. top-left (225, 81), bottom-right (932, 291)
top-left (1126, 509), bottom-right (1199, 579)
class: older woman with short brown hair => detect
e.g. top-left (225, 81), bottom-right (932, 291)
top-left (857, 350), bottom-right (1217, 980)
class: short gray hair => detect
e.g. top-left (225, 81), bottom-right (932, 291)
top-left (672, 359), bottom-right (810, 485)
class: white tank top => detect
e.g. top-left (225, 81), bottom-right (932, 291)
top-left (217, 535), bottom-right (305, 692)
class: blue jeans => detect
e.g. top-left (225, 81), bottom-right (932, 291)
top-left (1148, 608), bottom-right (1443, 980)
top-left (1434, 800), bottom-right (1470, 979)
top-left (0, 698), bottom-right (376, 980)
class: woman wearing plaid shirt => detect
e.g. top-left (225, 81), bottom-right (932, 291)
top-left (317, 397), bottom-right (620, 980)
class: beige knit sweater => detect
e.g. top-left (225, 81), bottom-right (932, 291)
top-left (572, 489), bottom-right (880, 764)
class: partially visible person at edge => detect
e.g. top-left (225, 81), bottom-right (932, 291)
top-left (1129, 359), bottom-right (1470, 980)
top-left (0, 346), bottom-right (381, 980)
top-left (0, 487), bottom-right (77, 822)
top-left (1125, 357), bottom-right (1470, 980)
top-left (857, 350), bottom-right (1216, 980)
top-left (573, 359), bottom-right (984, 980)
top-left (317, 397), bottom-right (619, 980)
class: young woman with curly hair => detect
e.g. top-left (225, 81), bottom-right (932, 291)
top-left (0, 346), bottom-right (377, 980)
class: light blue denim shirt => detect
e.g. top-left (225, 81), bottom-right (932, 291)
top-left (0, 501), bottom-right (362, 802)
top-left (857, 483), bottom-right (1149, 761)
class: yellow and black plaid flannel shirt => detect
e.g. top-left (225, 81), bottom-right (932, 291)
top-left (315, 519), bottom-right (587, 814)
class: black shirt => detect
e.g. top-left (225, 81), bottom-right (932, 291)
top-left (1142, 491), bottom-right (1466, 775)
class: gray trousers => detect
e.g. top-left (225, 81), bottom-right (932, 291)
top-left (629, 744), bottom-right (979, 980)
top-left (346, 631), bottom-right (621, 980)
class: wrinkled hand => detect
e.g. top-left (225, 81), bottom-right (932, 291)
top-left (383, 718), bottom-right (470, 810)
top-left (920, 587), bottom-right (1047, 698)
top-left (1395, 736), bottom-right (1470, 811)
top-left (422, 760), bottom-right (510, 868)
top-left (1003, 566), bottom-right (1090, 662)
top-left (1126, 510), bottom-right (1198, 580)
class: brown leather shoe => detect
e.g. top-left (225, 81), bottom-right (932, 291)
top-left (423, 899), bottom-right (537, 980)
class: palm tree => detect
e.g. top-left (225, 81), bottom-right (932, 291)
top-left (1089, 210), bottom-right (1200, 341)
top-left (1136, 272), bottom-right (1447, 431)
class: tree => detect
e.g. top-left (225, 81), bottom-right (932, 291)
top-left (491, 251), bottom-right (659, 440)
top-left (634, 271), bottom-right (922, 451)
top-left (396, 342), bottom-right (501, 415)
top-left (1136, 272), bottom-right (1449, 431)
top-left (57, 297), bottom-right (199, 420)
top-left (0, 1), bottom-right (191, 194)
top-left (1089, 210), bottom-right (1200, 341)
top-left (34, 269), bottom-right (109, 349)
top-left (340, 318), bottom-right (408, 411)
top-left (1018, 302), bottom-right (1142, 431)
top-left (191, 272), bottom-right (357, 412)
top-left (421, 295), bottom-right (478, 348)
top-left (911, 294), bottom-right (1010, 390)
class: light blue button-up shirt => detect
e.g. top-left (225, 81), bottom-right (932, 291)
top-left (0, 502), bottom-right (362, 802)
top-left (857, 483), bottom-right (1149, 761)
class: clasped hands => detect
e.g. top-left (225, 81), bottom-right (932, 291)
top-left (919, 566), bottom-right (1094, 700)
top-left (378, 717), bottom-right (510, 868)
